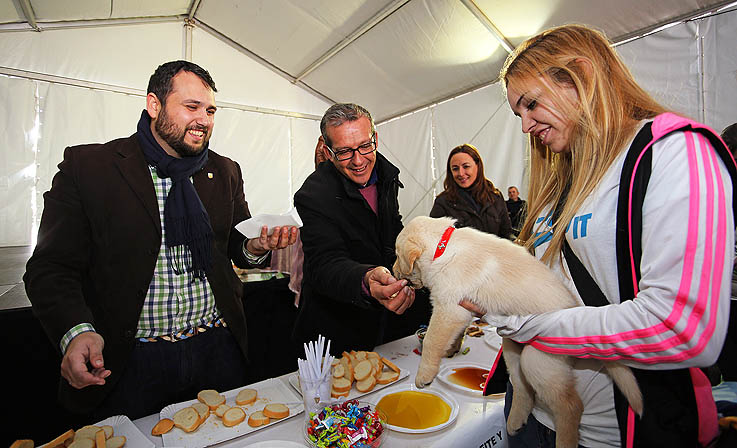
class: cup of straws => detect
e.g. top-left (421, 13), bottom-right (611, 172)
top-left (298, 335), bottom-right (335, 419)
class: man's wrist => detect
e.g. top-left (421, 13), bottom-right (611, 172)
top-left (60, 323), bottom-right (96, 354)
top-left (243, 240), bottom-right (270, 264)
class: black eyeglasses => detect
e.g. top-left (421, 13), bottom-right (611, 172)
top-left (326, 134), bottom-right (377, 161)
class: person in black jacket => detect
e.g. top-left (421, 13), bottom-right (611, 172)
top-left (293, 103), bottom-right (430, 355)
top-left (506, 186), bottom-right (527, 237)
top-left (430, 144), bottom-right (512, 239)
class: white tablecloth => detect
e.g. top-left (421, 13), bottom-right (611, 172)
top-left (134, 330), bottom-right (509, 448)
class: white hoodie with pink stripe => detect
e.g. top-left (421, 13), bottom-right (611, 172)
top-left (492, 123), bottom-right (734, 447)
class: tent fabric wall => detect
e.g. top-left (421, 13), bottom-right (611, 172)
top-left (0, 21), bottom-right (328, 246)
top-left (0, 76), bottom-right (36, 246)
top-left (1, 9), bottom-right (736, 247)
top-left (385, 9), bottom-right (737, 223)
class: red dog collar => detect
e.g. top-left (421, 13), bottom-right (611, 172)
top-left (433, 226), bottom-right (455, 260)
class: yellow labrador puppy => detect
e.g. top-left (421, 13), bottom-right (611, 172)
top-left (393, 216), bottom-right (642, 448)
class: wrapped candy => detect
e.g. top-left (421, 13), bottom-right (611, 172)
top-left (306, 399), bottom-right (384, 448)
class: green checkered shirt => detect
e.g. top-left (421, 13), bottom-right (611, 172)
top-left (60, 166), bottom-right (220, 352)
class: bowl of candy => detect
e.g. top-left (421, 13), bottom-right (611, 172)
top-left (304, 399), bottom-right (387, 448)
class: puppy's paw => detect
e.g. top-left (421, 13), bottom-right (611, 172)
top-left (506, 415), bottom-right (526, 435)
top-left (414, 377), bottom-right (433, 388)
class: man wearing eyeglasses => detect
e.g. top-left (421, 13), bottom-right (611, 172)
top-left (293, 103), bottom-right (430, 355)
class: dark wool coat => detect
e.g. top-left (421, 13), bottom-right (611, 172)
top-left (293, 152), bottom-right (429, 355)
top-left (430, 191), bottom-right (512, 238)
top-left (24, 134), bottom-right (253, 413)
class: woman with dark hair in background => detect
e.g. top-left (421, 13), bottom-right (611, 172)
top-left (430, 144), bottom-right (512, 239)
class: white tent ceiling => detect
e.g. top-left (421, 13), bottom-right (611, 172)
top-left (1, 0), bottom-right (735, 122)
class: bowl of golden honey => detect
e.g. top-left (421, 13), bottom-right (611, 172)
top-left (373, 385), bottom-right (459, 433)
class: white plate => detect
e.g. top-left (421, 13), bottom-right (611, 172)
top-left (483, 327), bottom-right (502, 349)
top-left (287, 366), bottom-right (409, 401)
top-left (40, 415), bottom-right (153, 448)
top-left (372, 384), bottom-right (459, 434)
top-left (160, 378), bottom-right (304, 448)
top-left (242, 441), bottom-right (309, 448)
top-left (437, 362), bottom-right (492, 396)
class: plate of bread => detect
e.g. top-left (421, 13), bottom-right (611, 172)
top-left (34, 415), bottom-right (151, 448)
top-left (289, 350), bottom-right (408, 401)
top-left (156, 378), bottom-right (303, 448)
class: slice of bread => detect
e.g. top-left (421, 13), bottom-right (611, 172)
top-left (74, 426), bottom-right (100, 441)
top-left (377, 369), bottom-right (400, 385)
top-left (67, 440), bottom-right (94, 448)
top-left (331, 388), bottom-right (350, 398)
top-left (44, 429), bottom-right (75, 448)
top-left (332, 363), bottom-right (345, 378)
top-left (151, 418), bottom-right (174, 436)
top-left (191, 402), bottom-right (210, 427)
top-left (355, 350), bottom-right (368, 360)
top-left (248, 410), bottom-right (270, 427)
top-left (263, 403), bottom-right (289, 419)
top-left (173, 407), bottom-right (200, 433)
top-left (197, 389), bottom-right (226, 410)
top-left (106, 436), bottom-right (126, 448)
top-left (95, 429), bottom-right (106, 448)
top-left (9, 441), bottom-right (33, 448)
top-left (381, 357), bottom-right (401, 373)
top-left (214, 404), bottom-right (231, 418)
top-left (353, 359), bottom-right (372, 381)
top-left (340, 356), bottom-right (354, 383)
top-left (367, 351), bottom-right (380, 360)
top-left (222, 407), bottom-right (246, 427)
top-left (332, 377), bottom-right (352, 393)
top-left (236, 388), bottom-right (258, 406)
top-left (356, 375), bottom-right (377, 393)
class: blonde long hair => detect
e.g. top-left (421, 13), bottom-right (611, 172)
top-left (499, 24), bottom-right (668, 265)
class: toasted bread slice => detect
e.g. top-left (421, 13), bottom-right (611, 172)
top-left (191, 402), bottom-right (210, 427)
top-left (236, 388), bottom-right (258, 406)
top-left (248, 410), bottom-right (270, 427)
top-left (9, 441), bottom-right (33, 448)
top-left (197, 389), bottom-right (226, 410)
top-left (356, 375), bottom-right (377, 392)
top-left (67, 440), bottom-right (93, 448)
top-left (74, 426), bottom-right (100, 441)
top-left (95, 430), bottom-right (106, 448)
top-left (367, 351), bottom-right (380, 360)
top-left (331, 388), bottom-right (350, 398)
top-left (263, 403), bottom-right (289, 419)
top-left (355, 350), bottom-right (368, 360)
top-left (378, 369), bottom-right (400, 384)
top-left (214, 404), bottom-right (231, 418)
top-left (222, 407), bottom-right (246, 427)
top-left (340, 356), bottom-right (354, 383)
top-left (44, 429), bottom-right (75, 448)
top-left (151, 418), bottom-right (174, 436)
top-left (100, 426), bottom-right (113, 439)
top-left (106, 436), bottom-right (126, 448)
top-left (353, 359), bottom-right (372, 381)
top-left (332, 363), bottom-right (345, 378)
top-left (332, 377), bottom-right (352, 393)
top-left (381, 357), bottom-right (401, 374)
top-left (173, 407), bottom-right (200, 433)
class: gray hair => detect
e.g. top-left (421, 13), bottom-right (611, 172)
top-left (320, 103), bottom-right (375, 148)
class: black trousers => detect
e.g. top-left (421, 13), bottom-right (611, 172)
top-left (93, 325), bottom-right (248, 421)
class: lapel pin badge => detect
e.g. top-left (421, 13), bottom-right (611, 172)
top-left (207, 172), bottom-right (214, 179)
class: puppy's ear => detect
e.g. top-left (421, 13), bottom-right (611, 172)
top-left (404, 236), bottom-right (423, 273)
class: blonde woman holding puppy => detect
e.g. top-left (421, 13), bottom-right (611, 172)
top-left (480, 24), bottom-right (736, 447)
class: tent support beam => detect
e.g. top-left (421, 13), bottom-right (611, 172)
top-left (0, 16), bottom-right (183, 33)
top-left (293, 0), bottom-right (411, 83)
top-left (188, 0), bottom-right (202, 20)
top-left (18, 0), bottom-right (40, 31)
top-left (0, 66), bottom-right (321, 120)
top-left (459, 0), bottom-right (513, 53)
top-left (195, 18), bottom-right (335, 105)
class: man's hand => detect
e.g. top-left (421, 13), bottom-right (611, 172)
top-left (365, 266), bottom-right (415, 314)
top-left (61, 331), bottom-right (111, 389)
top-left (247, 225), bottom-right (299, 255)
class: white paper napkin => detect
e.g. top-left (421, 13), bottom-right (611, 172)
top-left (235, 206), bottom-right (303, 238)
